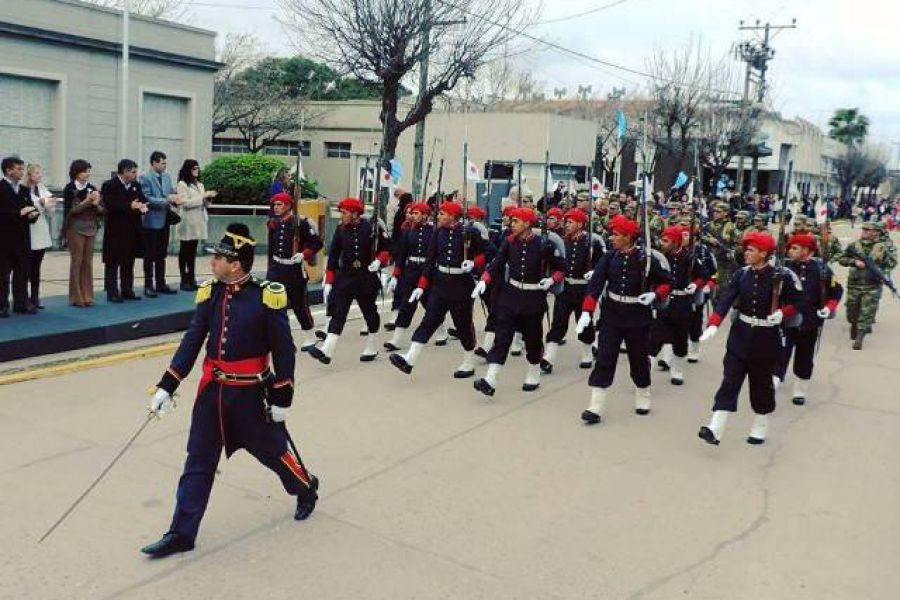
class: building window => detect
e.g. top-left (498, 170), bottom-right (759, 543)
top-left (264, 140), bottom-right (310, 157)
top-left (324, 141), bottom-right (351, 159)
top-left (212, 137), bottom-right (250, 154)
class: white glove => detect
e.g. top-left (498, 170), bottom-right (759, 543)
top-left (637, 292), bottom-right (656, 306)
top-left (368, 259), bottom-right (382, 272)
top-left (270, 405), bottom-right (289, 423)
top-left (766, 310), bottom-right (784, 325)
top-left (684, 282), bottom-right (698, 295)
top-left (323, 283), bottom-right (332, 303)
top-left (291, 253), bottom-right (305, 264)
top-left (575, 312), bottom-right (592, 334)
top-left (583, 270), bottom-right (594, 281)
top-left (702, 283), bottom-right (712, 294)
top-left (387, 277), bottom-right (397, 293)
top-left (539, 277), bottom-right (555, 291)
top-left (471, 280), bottom-right (487, 299)
top-left (408, 287), bottom-right (424, 303)
top-left (461, 259), bottom-right (475, 273)
top-left (699, 325), bottom-right (719, 342)
top-left (816, 307), bottom-right (832, 319)
top-left (150, 388), bottom-right (175, 414)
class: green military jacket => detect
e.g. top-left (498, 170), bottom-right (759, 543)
top-left (839, 238), bottom-right (898, 287)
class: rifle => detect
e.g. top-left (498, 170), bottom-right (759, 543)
top-left (770, 161), bottom-right (792, 313)
top-left (462, 142), bottom-right (470, 258)
top-left (541, 150), bottom-right (551, 326)
top-left (639, 170), bottom-right (652, 291)
top-left (435, 158), bottom-right (445, 207)
top-left (845, 245), bottom-right (900, 300)
top-left (515, 158), bottom-right (524, 207)
top-left (586, 164), bottom-right (595, 264)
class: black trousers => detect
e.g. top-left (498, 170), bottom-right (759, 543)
top-left (0, 247), bottom-right (28, 310)
top-left (546, 290), bottom-right (595, 345)
top-left (178, 240), bottom-right (199, 283)
top-left (411, 295), bottom-right (476, 350)
top-left (777, 327), bottom-right (818, 381)
top-left (327, 284), bottom-right (380, 334)
top-left (104, 255), bottom-right (136, 295)
top-left (483, 282), bottom-right (500, 333)
top-left (142, 229), bottom-right (168, 290)
top-left (27, 249), bottom-right (45, 304)
top-left (170, 382), bottom-right (315, 542)
top-left (588, 323), bottom-right (651, 389)
top-left (712, 350), bottom-right (776, 414)
top-left (649, 315), bottom-right (690, 357)
top-left (286, 280), bottom-right (314, 330)
top-left (487, 311), bottom-right (543, 365)
top-left (688, 305), bottom-right (704, 342)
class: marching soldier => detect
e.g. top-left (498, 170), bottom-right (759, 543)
top-left (576, 215), bottom-right (673, 424)
top-left (266, 192), bottom-right (324, 351)
top-left (649, 225), bottom-right (710, 385)
top-left (697, 232), bottom-right (803, 446)
top-left (749, 212), bottom-right (769, 233)
top-left (476, 204), bottom-right (516, 358)
top-left (703, 201), bottom-right (738, 299)
top-left (383, 202), bottom-right (434, 351)
top-left (541, 208), bottom-right (605, 374)
top-left (471, 207), bottom-right (564, 396)
top-left (791, 215), bottom-right (843, 263)
top-left (141, 223), bottom-right (318, 558)
top-left (838, 221), bottom-right (897, 349)
top-left (775, 233), bottom-right (842, 404)
top-left (389, 202), bottom-right (490, 378)
top-left (546, 207), bottom-right (565, 236)
top-left (309, 197), bottom-right (391, 364)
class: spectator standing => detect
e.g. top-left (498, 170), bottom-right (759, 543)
top-left (174, 159), bottom-right (216, 291)
top-left (0, 156), bottom-right (39, 316)
top-left (62, 159), bottom-right (103, 307)
top-left (138, 151), bottom-right (179, 296)
top-left (269, 166), bottom-right (292, 198)
top-left (23, 164), bottom-right (56, 309)
top-left (102, 159), bottom-right (147, 303)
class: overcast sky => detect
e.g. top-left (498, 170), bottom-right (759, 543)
top-left (189, 0), bottom-right (900, 165)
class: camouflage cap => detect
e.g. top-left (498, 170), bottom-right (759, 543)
top-left (576, 192), bottom-right (591, 202)
top-left (666, 200), bottom-right (681, 209)
top-left (735, 210), bottom-right (750, 219)
top-left (713, 201), bottom-right (729, 211)
top-left (752, 213), bottom-right (766, 222)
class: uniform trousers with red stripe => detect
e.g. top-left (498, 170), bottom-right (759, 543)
top-left (169, 381), bottom-right (314, 542)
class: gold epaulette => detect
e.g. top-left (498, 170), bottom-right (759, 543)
top-left (195, 279), bottom-right (214, 304)
top-left (260, 280), bottom-right (288, 310)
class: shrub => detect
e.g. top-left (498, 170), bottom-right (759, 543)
top-left (201, 154), bottom-right (285, 205)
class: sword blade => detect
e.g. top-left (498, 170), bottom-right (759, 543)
top-left (38, 412), bottom-right (157, 544)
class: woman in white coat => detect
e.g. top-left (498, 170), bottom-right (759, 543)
top-left (174, 159), bottom-right (217, 291)
top-left (23, 163), bottom-right (56, 309)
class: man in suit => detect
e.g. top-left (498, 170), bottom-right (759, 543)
top-left (102, 159), bottom-right (148, 303)
top-left (0, 156), bottom-right (40, 316)
top-left (139, 151), bottom-right (179, 296)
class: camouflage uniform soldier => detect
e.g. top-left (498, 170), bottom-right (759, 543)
top-left (703, 202), bottom-right (737, 297)
top-left (792, 215), bottom-right (842, 263)
top-left (749, 213), bottom-right (769, 233)
top-left (649, 204), bottom-right (666, 242)
top-left (838, 221), bottom-right (898, 349)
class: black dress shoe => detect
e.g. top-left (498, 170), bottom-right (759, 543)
top-left (539, 359), bottom-right (553, 374)
top-left (579, 361), bottom-right (593, 369)
top-left (14, 305), bottom-right (38, 314)
top-left (294, 493), bottom-right (317, 521)
top-left (657, 359), bottom-right (670, 371)
top-left (107, 293), bottom-right (124, 304)
top-left (389, 353), bottom-right (412, 374)
top-left (792, 396), bottom-right (806, 406)
top-left (473, 347), bottom-right (487, 359)
top-left (453, 368), bottom-right (474, 379)
top-left (156, 285), bottom-right (178, 295)
top-left (307, 347), bottom-right (331, 365)
top-left (746, 435), bottom-right (766, 445)
top-left (140, 532), bottom-right (195, 558)
top-left (447, 328), bottom-right (459, 339)
top-left (698, 426), bottom-right (720, 445)
top-left (635, 408), bottom-right (651, 416)
top-left (435, 337), bottom-right (449, 347)
top-left (581, 410), bottom-right (601, 425)
top-left (384, 322), bottom-right (396, 332)
top-left (670, 376), bottom-right (684, 386)
top-left (315, 330), bottom-right (327, 341)
top-left (144, 288), bottom-right (158, 298)
top-left (522, 382), bottom-right (539, 392)
top-left (473, 378), bottom-right (495, 397)
top-left (383, 341), bottom-right (401, 351)
top-left (558, 338), bottom-right (567, 346)
top-left (122, 291), bottom-right (141, 301)
top-left (180, 282), bottom-right (198, 292)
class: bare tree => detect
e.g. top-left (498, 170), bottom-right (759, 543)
top-left (84, 0), bottom-right (190, 20)
top-left (213, 33), bottom-right (263, 135)
top-left (277, 0), bottom-right (535, 161)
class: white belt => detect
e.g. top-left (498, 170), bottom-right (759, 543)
top-left (606, 291), bottom-right (641, 304)
top-left (738, 313), bottom-right (775, 327)
top-left (670, 289), bottom-right (693, 296)
top-left (273, 256), bottom-right (297, 265)
top-left (438, 265), bottom-right (466, 275)
top-left (407, 256), bottom-right (427, 264)
top-left (508, 278), bottom-right (544, 291)
top-left (565, 277), bottom-right (588, 285)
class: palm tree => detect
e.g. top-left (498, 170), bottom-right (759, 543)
top-left (828, 108), bottom-right (870, 147)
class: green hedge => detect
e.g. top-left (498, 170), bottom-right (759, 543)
top-left (201, 154), bottom-right (320, 205)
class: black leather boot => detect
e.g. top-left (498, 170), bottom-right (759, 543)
top-left (140, 532), bottom-right (195, 558)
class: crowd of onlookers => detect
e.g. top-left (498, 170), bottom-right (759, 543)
top-left (0, 152), bottom-right (216, 317)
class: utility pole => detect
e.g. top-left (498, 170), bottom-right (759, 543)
top-left (119, 0), bottom-right (130, 160)
top-left (411, 5), bottom-right (466, 199)
top-left (734, 18), bottom-right (797, 195)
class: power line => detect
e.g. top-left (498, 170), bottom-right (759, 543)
top-left (534, 0), bottom-right (633, 25)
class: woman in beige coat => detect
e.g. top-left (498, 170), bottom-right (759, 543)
top-left (174, 159), bottom-right (216, 291)
top-left (62, 159), bottom-right (103, 307)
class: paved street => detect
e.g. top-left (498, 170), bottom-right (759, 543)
top-left (1, 225), bottom-right (898, 600)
